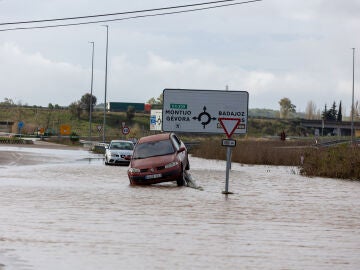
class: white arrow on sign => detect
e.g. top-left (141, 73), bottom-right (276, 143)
top-left (219, 118), bottom-right (241, 138)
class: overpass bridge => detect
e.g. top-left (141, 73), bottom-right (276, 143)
top-left (300, 119), bottom-right (360, 136)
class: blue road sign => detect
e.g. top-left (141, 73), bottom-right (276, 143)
top-left (18, 121), bottom-right (24, 129)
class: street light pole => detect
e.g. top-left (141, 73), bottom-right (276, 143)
top-left (103, 25), bottom-right (109, 143)
top-left (89, 41), bottom-right (95, 142)
top-left (351, 48), bottom-right (355, 145)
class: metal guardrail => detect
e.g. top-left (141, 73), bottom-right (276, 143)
top-left (0, 138), bottom-right (27, 144)
top-left (315, 138), bottom-right (360, 147)
top-left (82, 141), bottom-right (109, 154)
top-left (84, 140), bottom-right (199, 154)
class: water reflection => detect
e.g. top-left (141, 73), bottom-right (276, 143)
top-left (78, 157), bottom-right (105, 164)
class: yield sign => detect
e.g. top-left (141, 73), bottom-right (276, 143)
top-left (219, 118), bottom-right (241, 138)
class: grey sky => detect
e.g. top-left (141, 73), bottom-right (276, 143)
top-left (0, 0), bottom-right (359, 115)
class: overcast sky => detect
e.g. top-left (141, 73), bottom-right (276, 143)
top-left (1, 0), bottom-right (360, 114)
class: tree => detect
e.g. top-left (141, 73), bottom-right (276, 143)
top-left (329, 101), bottom-right (337, 120)
top-left (322, 101), bottom-right (338, 121)
top-left (147, 93), bottom-right (163, 105)
top-left (80, 93), bottom-right (97, 116)
top-left (147, 97), bottom-right (156, 104)
top-left (279, 97), bottom-right (296, 119)
top-left (126, 106), bottom-right (135, 121)
top-left (156, 93), bottom-right (163, 104)
top-left (337, 101), bottom-right (342, 122)
top-left (322, 104), bottom-right (328, 120)
top-left (305, 101), bottom-right (317, 120)
top-left (0, 98), bottom-right (15, 107)
top-left (69, 101), bottom-right (82, 120)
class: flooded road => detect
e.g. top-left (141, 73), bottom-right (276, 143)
top-left (0, 145), bottom-right (360, 270)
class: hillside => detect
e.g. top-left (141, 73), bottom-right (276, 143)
top-left (0, 105), bottom-right (312, 141)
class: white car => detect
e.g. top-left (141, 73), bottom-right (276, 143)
top-left (104, 140), bottom-right (134, 166)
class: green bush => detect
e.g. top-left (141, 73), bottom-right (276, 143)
top-left (70, 132), bottom-right (80, 143)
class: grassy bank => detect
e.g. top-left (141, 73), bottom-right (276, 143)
top-left (300, 144), bottom-right (360, 180)
top-left (190, 137), bottom-right (360, 180)
top-left (0, 106), bottom-right (151, 141)
top-left (191, 137), bottom-right (312, 166)
top-left (1, 106), bottom-right (315, 140)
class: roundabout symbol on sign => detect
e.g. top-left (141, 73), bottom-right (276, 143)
top-left (192, 106), bottom-right (217, 129)
top-left (122, 126), bottom-right (130, 135)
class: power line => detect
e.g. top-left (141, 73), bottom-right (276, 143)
top-left (0, 0), bottom-right (260, 26)
top-left (0, 0), bottom-right (262, 32)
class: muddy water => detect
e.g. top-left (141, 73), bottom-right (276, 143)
top-left (0, 146), bottom-right (359, 270)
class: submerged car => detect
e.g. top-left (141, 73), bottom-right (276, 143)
top-left (127, 133), bottom-right (190, 186)
top-left (104, 140), bottom-right (134, 165)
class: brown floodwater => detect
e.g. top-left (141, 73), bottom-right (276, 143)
top-left (0, 146), bottom-right (359, 269)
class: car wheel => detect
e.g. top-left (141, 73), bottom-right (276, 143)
top-left (176, 169), bottom-right (185, 186)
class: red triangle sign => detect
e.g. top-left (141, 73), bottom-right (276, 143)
top-left (219, 118), bottom-right (241, 138)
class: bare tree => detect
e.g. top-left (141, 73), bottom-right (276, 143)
top-left (305, 100), bottom-right (317, 120)
top-left (355, 100), bottom-right (360, 120)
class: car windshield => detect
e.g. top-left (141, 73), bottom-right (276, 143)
top-left (109, 142), bottom-right (134, 150)
top-left (133, 140), bottom-right (175, 159)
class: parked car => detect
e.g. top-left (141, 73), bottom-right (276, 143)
top-left (104, 140), bottom-right (134, 166)
top-left (127, 133), bottom-right (190, 186)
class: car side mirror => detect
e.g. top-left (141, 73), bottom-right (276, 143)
top-left (178, 147), bottom-right (186, 153)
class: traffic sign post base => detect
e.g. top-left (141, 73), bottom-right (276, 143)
top-left (222, 191), bottom-right (234, 195)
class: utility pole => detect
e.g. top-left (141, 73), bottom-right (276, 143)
top-left (351, 48), bottom-right (355, 145)
top-left (89, 41), bottom-right (95, 142)
top-left (103, 25), bottom-right (109, 143)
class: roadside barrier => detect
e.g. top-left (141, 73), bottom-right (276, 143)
top-left (93, 143), bottom-right (108, 154)
top-left (0, 138), bottom-right (25, 144)
top-left (0, 137), bottom-right (34, 144)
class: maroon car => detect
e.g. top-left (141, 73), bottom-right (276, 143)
top-left (127, 133), bottom-right (190, 186)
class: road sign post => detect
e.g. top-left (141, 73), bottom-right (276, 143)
top-left (122, 126), bottom-right (130, 135)
top-left (18, 121), bottom-right (24, 138)
top-left (162, 89), bottom-right (248, 134)
top-left (224, 145), bottom-right (233, 194)
top-left (150, 109), bottom-right (162, 131)
top-left (162, 89), bottom-right (248, 195)
top-left (219, 118), bottom-right (241, 195)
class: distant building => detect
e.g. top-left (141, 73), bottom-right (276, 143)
top-left (107, 102), bottom-right (152, 113)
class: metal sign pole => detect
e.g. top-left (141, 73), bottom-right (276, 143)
top-left (224, 146), bottom-right (232, 193)
top-left (222, 135), bottom-right (234, 195)
top-left (161, 89), bottom-right (249, 195)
